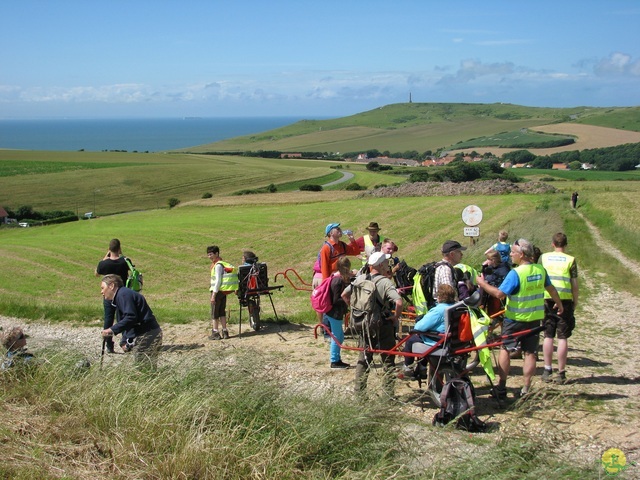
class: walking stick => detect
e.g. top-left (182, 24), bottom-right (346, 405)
top-left (100, 337), bottom-right (106, 369)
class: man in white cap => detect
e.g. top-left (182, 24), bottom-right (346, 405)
top-left (342, 251), bottom-right (403, 399)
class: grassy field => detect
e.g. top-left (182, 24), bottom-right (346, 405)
top-left (2, 156), bottom-right (640, 478)
top-left (450, 129), bottom-right (574, 149)
top-left (2, 182), bottom-right (639, 326)
top-left (181, 103), bottom-right (640, 153)
top-left (0, 150), bottom-right (367, 215)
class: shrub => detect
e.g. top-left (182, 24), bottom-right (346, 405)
top-left (300, 184), bottom-right (323, 191)
top-left (202, 192), bottom-right (213, 199)
top-left (168, 198), bottom-right (180, 208)
top-left (345, 183), bottom-right (366, 191)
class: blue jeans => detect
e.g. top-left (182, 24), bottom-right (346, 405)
top-left (324, 314), bottom-right (344, 363)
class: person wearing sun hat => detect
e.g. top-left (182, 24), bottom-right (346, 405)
top-left (318, 222), bottom-right (360, 281)
top-left (356, 222), bottom-right (386, 266)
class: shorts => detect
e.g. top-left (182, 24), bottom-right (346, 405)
top-left (211, 291), bottom-right (228, 319)
top-left (312, 272), bottom-right (323, 289)
top-left (544, 300), bottom-right (575, 339)
top-left (501, 319), bottom-right (541, 354)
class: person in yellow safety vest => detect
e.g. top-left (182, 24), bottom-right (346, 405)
top-left (477, 238), bottom-right (563, 399)
top-left (207, 245), bottom-right (239, 340)
top-left (540, 233), bottom-right (579, 385)
top-left (356, 222), bottom-right (386, 267)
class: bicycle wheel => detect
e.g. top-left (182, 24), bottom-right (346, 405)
top-left (248, 298), bottom-right (261, 331)
top-left (428, 364), bottom-right (458, 408)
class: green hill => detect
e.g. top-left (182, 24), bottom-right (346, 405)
top-left (178, 103), bottom-right (640, 154)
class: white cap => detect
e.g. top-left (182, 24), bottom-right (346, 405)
top-left (368, 252), bottom-right (391, 266)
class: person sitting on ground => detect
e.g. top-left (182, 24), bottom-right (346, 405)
top-left (1, 326), bottom-right (35, 370)
top-left (402, 284), bottom-right (456, 375)
top-left (324, 256), bottom-right (353, 369)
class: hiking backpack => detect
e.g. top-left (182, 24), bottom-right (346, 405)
top-left (349, 274), bottom-right (382, 333)
top-left (394, 260), bottom-right (417, 292)
top-left (310, 274), bottom-right (335, 314)
top-left (124, 257), bottom-right (143, 292)
top-left (432, 377), bottom-right (487, 432)
top-left (313, 241), bottom-right (346, 273)
top-left (417, 261), bottom-right (453, 310)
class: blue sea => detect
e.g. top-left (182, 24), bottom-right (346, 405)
top-left (0, 117), bottom-right (309, 152)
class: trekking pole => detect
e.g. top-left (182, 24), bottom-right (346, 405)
top-left (100, 337), bottom-right (106, 369)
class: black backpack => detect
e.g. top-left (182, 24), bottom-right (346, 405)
top-left (394, 260), bottom-right (417, 292)
top-left (417, 261), bottom-right (453, 310)
top-left (432, 377), bottom-right (487, 432)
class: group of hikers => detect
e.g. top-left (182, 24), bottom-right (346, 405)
top-left (314, 222), bottom-right (578, 401)
top-left (2, 223), bottom-right (578, 404)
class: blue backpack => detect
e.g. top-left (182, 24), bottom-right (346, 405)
top-left (494, 242), bottom-right (511, 264)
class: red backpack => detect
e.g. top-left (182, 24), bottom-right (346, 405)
top-left (310, 274), bottom-right (335, 313)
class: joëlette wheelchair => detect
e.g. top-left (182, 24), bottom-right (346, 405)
top-left (236, 260), bottom-right (282, 334)
top-left (314, 290), bottom-right (543, 407)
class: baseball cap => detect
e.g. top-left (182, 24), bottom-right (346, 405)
top-left (368, 251), bottom-right (391, 266)
top-left (442, 240), bottom-right (467, 254)
top-left (325, 222), bottom-right (340, 236)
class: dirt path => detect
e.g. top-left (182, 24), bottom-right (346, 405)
top-left (576, 209), bottom-right (640, 278)
top-left (2, 213), bottom-right (639, 473)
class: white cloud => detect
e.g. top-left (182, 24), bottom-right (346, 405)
top-left (594, 52), bottom-right (640, 76)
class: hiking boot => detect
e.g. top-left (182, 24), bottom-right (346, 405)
top-left (208, 330), bottom-right (221, 340)
top-left (330, 360), bottom-right (351, 369)
top-left (509, 348), bottom-right (522, 359)
top-left (106, 345), bottom-right (116, 354)
top-left (491, 385), bottom-right (507, 400)
top-left (221, 329), bottom-right (230, 339)
top-left (517, 387), bottom-right (530, 399)
top-left (554, 371), bottom-right (567, 384)
top-left (402, 365), bottom-right (415, 377)
top-left (541, 368), bottom-right (553, 383)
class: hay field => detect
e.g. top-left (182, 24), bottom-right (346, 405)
top-left (449, 123), bottom-right (640, 157)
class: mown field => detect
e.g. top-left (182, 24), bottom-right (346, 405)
top-left (0, 149), bottom-right (395, 216)
top-left (2, 177), bottom-right (640, 326)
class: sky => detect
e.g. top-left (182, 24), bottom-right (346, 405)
top-left (1, 1), bottom-right (639, 119)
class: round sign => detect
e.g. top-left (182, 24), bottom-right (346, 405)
top-left (461, 205), bottom-right (483, 226)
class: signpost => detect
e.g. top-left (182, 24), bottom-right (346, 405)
top-left (461, 205), bottom-right (483, 244)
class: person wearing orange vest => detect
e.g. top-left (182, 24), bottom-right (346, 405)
top-left (540, 233), bottom-right (579, 384)
top-left (478, 238), bottom-right (563, 399)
